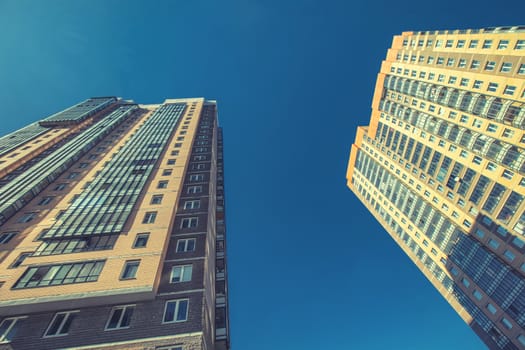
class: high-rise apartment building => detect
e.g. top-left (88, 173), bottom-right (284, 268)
top-left (0, 97), bottom-right (230, 350)
top-left (347, 26), bottom-right (525, 349)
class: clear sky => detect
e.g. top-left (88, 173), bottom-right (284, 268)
top-left (1, 0), bottom-right (524, 349)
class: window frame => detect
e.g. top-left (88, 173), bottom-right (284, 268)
top-left (43, 311), bottom-right (79, 338)
top-left (105, 305), bottom-right (135, 331)
top-left (162, 299), bottom-right (189, 324)
top-left (120, 260), bottom-right (140, 280)
top-left (170, 264), bottom-right (193, 283)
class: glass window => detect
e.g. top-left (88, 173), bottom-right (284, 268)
top-left (497, 40), bottom-right (509, 49)
top-left (44, 312), bottom-right (77, 337)
top-left (486, 303), bottom-right (497, 314)
top-left (504, 85), bottom-right (516, 95)
top-left (469, 40), bottom-right (478, 48)
top-left (487, 82), bottom-right (498, 92)
top-left (0, 317), bottom-right (25, 343)
top-left (500, 62), bottom-right (513, 72)
top-left (162, 299), bottom-right (189, 323)
top-left (105, 306), bottom-right (134, 330)
top-left (176, 238), bottom-right (196, 252)
top-left (133, 233), bottom-right (149, 248)
top-left (151, 195), bottom-right (163, 204)
top-left (0, 231), bottom-right (18, 244)
top-left (142, 212), bottom-right (157, 224)
top-left (181, 217), bottom-right (198, 229)
top-left (482, 40), bottom-right (492, 49)
top-left (121, 261), bottom-right (139, 279)
top-left (170, 265), bottom-right (193, 283)
top-left (516, 40), bottom-right (525, 50)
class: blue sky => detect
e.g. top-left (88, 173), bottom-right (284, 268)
top-left (1, 0), bottom-right (524, 349)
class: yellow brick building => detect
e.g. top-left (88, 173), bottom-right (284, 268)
top-left (347, 26), bottom-right (525, 350)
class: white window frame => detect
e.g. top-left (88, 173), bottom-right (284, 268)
top-left (44, 311), bottom-right (79, 338)
top-left (181, 217), bottom-right (198, 229)
top-left (189, 174), bottom-right (204, 182)
top-left (105, 305), bottom-right (135, 330)
top-left (0, 316), bottom-right (26, 343)
top-left (162, 299), bottom-right (189, 324)
top-left (176, 238), bottom-right (196, 252)
top-left (170, 265), bottom-right (193, 283)
top-left (121, 260), bottom-right (140, 280)
top-left (184, 200), bottom-right (200, 210)
top-left (187, 186), bottom-right (202, 194)
top-left (143, 211), bottom-right (157, 224)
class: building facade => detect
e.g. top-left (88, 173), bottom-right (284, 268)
top-left (346, 27), bottom-right (525, 349)
top-left (0, 97), bottom-right (230, 350)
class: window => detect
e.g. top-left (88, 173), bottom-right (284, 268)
top-left (167, 159), bottom-right (176, 165)
top-left (470, 60), bottom-right (480, 69)
top-left (469, 40), bottom-right (478, 48)
top-left (504, 85), bottom-right (516, 95)
top-left (486, 303), bottom-right (497, 314)
top-left (446, 58), bottom-right (455, 66)
top-left (14, 261), bottom-right (104, 288)
top-left (38, 196), bottom-right (54, 205)
top-left (0, 317), bottom-right (25, 343)
top-left (78, 162), bottom-right (89, 169)
top-left (184, 200), bottom-right (200, 210)
top-left (189, 174), bottom-right (204, 182)
top-left (174, 143), bottom-right (182, 148)
top-left (143, 212), bottom-right (157, 224)
top-left (171, 150), bottom-right (179, 156)
top-left (445, 40), bottom-right (453, 48)
top-left (105, 306), bottom-right (134, 330)
top-left (121, 261), bottom-right (139, 279)
top-left (503, 250), bottom-right (516, 261)
top-left (67, 172), bottom-right (79, 179)
top-left (473, 80), bottom-right (482, 89)
top-left (151, 195), bottom-right (163, 204)
top-left (482, 40), bottom-right (492, 49)
top-left (176, 238), bottom-right (196, 252)
top-left (157, 181), bottom-right (168, 189)
top-left (162, 299), bottom-right (189, 323)
top-left (497, 40), bottom-right (509, 49)
top-left (458, 58), bottom-right (467, 68)
top-left (133, 233), bottom-right (149, 248)
top-left (519, 64), bottom-right (525, 75)
top-left (44, 311), bottom-right (77, 337)
top-left (448, 76), bottom-right (457, 84)
top-left (437, 57), bottom-right (444, 65)
top-left (0, 231), bottom-right (17, 244)
top-left (162, 169), bottom-right (173, 176)
top-left (181, 217), bottom-right (198, 229)
top-left (487, 82), bottom-right (498, 92)
top-left (460, 78), bottom-right (469, 87)
top-left (187, 186), bottom-right (202, 194)
top-left (427, 56), bottom-right (435, 64)
top-left (170, 265), bottom-right (192, 283)
top-left (456, 40), bottom-right (465, 48)
top-left (488, 239), bottom-right (500, 250)
top-left (484, 61), bottom-right (496, 71)
top-left (10, 253), bottom-right (31, 268)
top-left (519, 335), bottom-right (525, 346)
top-left (17, 212), bottom-right (36, 223)
top-left (500, 62), bottom-right (512, 72)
